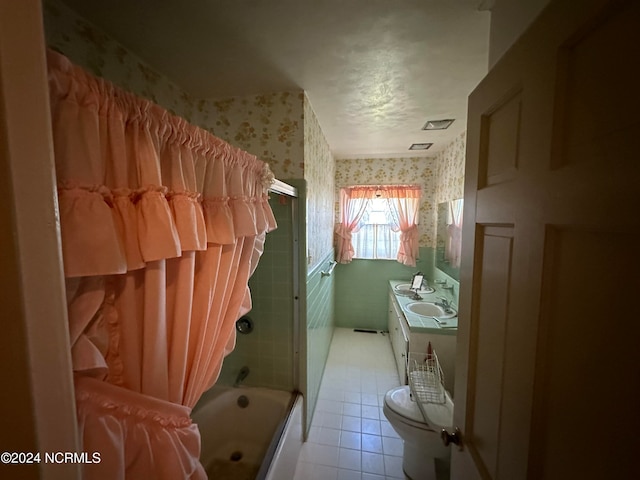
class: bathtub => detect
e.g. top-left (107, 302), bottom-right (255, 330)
top-left (192, 386), bottom-right (303, 480)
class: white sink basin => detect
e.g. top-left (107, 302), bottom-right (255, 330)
top-left (394, 283), bottom-right (435, 295)
top-left (404, 302), bottom-right (457, 319)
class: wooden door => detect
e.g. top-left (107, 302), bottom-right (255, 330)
top-left (452, 0), bottom-right (640, 478)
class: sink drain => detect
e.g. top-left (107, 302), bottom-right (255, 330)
top-left (229, 451), bottom-right (243, 462)
top-left (237, 395), bottom-right (249, 408)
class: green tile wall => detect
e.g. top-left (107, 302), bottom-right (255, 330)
top-left (334, 247), bottom-right (435, 331)
top-left (432, 268), bottom-right (461, 310)
top-left (304, 250), bottom-right (335, 433)
top-left (218, 194), bottom-right (295, 390)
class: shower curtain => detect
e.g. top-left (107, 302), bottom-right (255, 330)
top-left (47, 50), bottom-right (276, 479)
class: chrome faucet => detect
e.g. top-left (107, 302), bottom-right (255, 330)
top-left (435, 297), bottom-right (453, 313)
top-left (436, 297), bottom-right (450, 307)
top-left (234, 366), bottom-right (250, 387)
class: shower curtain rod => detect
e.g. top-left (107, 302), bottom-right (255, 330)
top-left (270, 178), bottom-right (298, 198)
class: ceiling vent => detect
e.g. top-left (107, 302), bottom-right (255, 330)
top-left (422, 119), bottom-right (455, 130)
top-left (409, 143), bottom-right (433, 151)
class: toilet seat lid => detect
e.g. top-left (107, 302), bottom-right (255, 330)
top-left (385, 386), bottom-right (453, 429)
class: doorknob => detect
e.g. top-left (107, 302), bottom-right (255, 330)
top-left (441, 427), bottom-right (463, 450)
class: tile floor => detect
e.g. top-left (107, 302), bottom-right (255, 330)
top-left (293, 328), bottom-right (408, 480)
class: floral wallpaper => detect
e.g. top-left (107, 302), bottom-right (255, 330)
top-left (43, 0), bottom-right (199, 123)
top-left (436, 131), bottom-right (466, 203)
top-left (303, 96), bottom-right (336, 269)
top-left (201, 94), bottom-right (334, 270)
top-left (335, 133), bottom-right (466, 248)
top-left (200, 92), bottom-right (305, 180)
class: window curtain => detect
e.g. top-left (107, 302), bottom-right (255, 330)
top-left (335, 185), bottom-right (420, 266)
top-left (334, 187), bottom-right (371, 263)
top-left (385, 185), bottom-right (421, 267)
top-left (48, 50), bottom-right (277, 479)
top-left (352, 224), bottom-right (399, 260)
top-left (445, 199), bottom-right (463, 268)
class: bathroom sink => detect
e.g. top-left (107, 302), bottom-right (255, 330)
top-left (394, 283), bottom-right (435, 296)
top-left (404, 302), bottom-right (456, 319)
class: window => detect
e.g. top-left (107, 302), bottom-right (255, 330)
top-left (335, 185), bottom-right (421, 266)
top-left (352, 198), bottom-right (400, 260)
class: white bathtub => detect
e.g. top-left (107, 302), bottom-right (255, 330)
top-left (192, 386), bottom-right (302, 480)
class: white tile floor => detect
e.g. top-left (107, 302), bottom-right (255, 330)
top-left (293, 328), bottom-right (408, 480)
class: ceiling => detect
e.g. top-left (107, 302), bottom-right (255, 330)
top-left (59, 0), bottom-right (491, 158)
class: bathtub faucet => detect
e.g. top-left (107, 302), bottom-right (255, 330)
top-left (234, 366), bottom-right (250, 387)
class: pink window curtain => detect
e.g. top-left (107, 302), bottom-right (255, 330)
top-left (445, 199), bottom-right (463, 268)
top-left (334, 187), bottom-right (372, 263)
top-left (335, 185), bottom-right (421, 266)
top-left (386, 185), bottom-right (421, 267)
top-left (48, 50), bottom-right (277, 479)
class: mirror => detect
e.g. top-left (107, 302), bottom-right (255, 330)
top-left (436, 198), bottom-right (463, 281)
top-left (411, 272), bottom-right (424, 290)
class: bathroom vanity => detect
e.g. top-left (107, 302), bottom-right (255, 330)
top-left (387, 280), bottom-right (457, 394)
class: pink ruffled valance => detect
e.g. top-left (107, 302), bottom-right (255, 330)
top-left (48, 50), bottom-right (276, 278)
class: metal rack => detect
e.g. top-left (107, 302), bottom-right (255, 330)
top-left (408, 350), bottom-right (446, 420)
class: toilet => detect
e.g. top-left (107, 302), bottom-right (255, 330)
top-left (383, 385), bottom-right (453, 480)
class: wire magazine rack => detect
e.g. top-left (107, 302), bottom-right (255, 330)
top-left (408, 349), bottom-right (446, 420)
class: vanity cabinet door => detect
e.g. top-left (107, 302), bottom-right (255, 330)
top-left (387, 294), bottom-right (396, 351)
top-left (388, 293), bottom-right (408, 384)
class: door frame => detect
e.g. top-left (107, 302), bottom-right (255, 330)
top-left (0, 2), bottom-right (79, 479)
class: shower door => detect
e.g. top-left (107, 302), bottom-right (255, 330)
top-left (220, 181), bottom-right (300, 392)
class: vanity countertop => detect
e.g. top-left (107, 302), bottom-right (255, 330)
top-left (389, 280), bottom-right (458, 335)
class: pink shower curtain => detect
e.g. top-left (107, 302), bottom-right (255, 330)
top-left (48, 50), bottom-right (277, 479)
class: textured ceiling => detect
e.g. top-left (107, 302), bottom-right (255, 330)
top-left (59, 0), bottom-right (491, 158)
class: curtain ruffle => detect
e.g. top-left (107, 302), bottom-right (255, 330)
top-left (75, 376), bottom-right (205, 479)
top-left (48, 50), bottom-right (275, 278)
